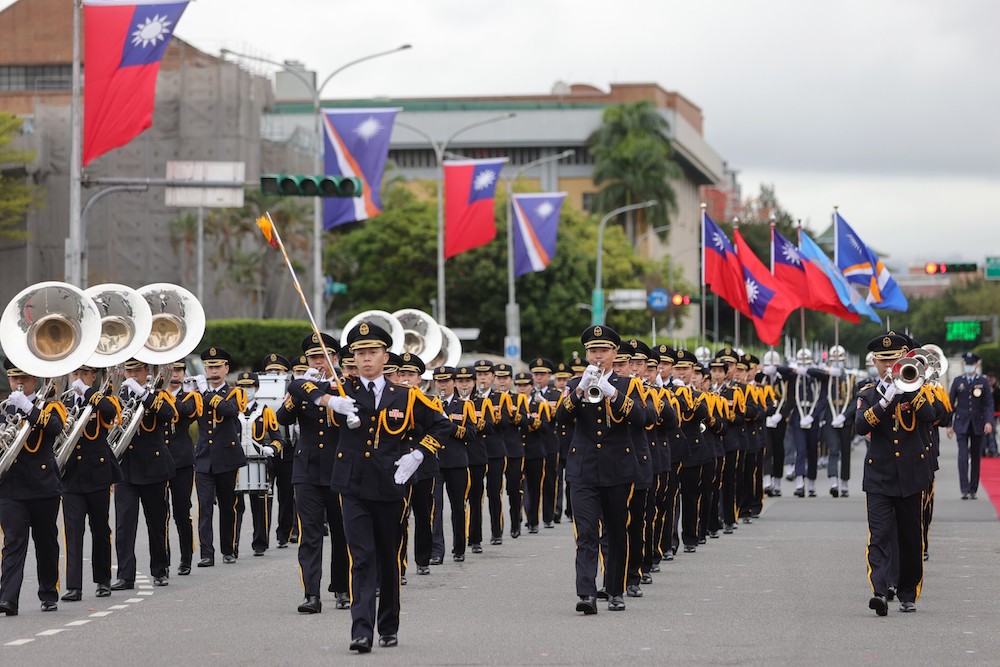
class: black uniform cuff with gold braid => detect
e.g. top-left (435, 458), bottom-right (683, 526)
top-left (419, 434), bottom-right (441, 453)
top-left (864, 407), bottom-right (880, 427)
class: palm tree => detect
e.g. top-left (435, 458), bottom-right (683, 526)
top-left (588, 101), bottom-right (682, 244)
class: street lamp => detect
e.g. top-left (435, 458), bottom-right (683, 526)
top-left (220, 44), bottom-right (412, 324)
top-left (502, 149), bottom-right (574, 363)
top-left (395, 113), bottom-right (516, 326)
top-left (593, 200), bottom-right (657, 325)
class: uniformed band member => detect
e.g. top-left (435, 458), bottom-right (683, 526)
top-left (0, 359), bottom-right (65, 614)
top-left (456, 365), bottom-right (490, 552)
top-left (529, 358), bottom-right (561, 528)
top-left (166, 359), bottom-right (198, 576)
top-left (552, 360), bottom-right (576, 523)
top-left (192, 347), bottom-right (246, 567)
top-left (515, 370), bottom-right (552, 533)
top-left (61, 365), bottom-right (122, 601)
top-left (947, 352), bottom-right (994, 499)
top-left (434, 366), bottom-right (475, 560)
top-left (113, 358), bottom-right (176, 590)
top-left (474, 360), bottom-right (508, 545)
top-left (556, 325), bottom-right (637, 614)
top-left (322, 321), bottom-right (453, 652)
top-left (856, 332), bottom-right (936, 615)
top-left (234, 371), bottom-right (282, 557)
top-left (263, 354), bottom-right (297, 548)
top-left (495, 363), bottom-right (528, 538)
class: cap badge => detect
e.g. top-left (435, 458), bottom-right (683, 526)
top-left (209, 347), bottom-right (217, 356)
top-left (360, 322), bottom-right (370, 335)
top-left (312, 333), bottom-right (320, 343)
top-left (883, 337), bottom-right (891, 348)
top-left (594, 326), bottom-right (603, 337)
top-left (630, 340), bottom-right (637, 349)
top-left (270, 354), bottom-right (277, 361)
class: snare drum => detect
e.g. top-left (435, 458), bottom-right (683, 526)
top-left (236, 457), bottom-right (269, 494)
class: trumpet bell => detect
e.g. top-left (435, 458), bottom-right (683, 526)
top-left (891, 357), bottom-right (925, 393)
top-left (392, 308), bottom-right (442, 366)
top-left (923, 343), bottom-right (948, 378)
top-left (340, 310), bottom-right (404, 354)
top-left (0, 281), bottom-right (102, 377)
top-left (83, 284), bottom-right (153, 368)
top-left (135, 283), bottom-right (205, 365)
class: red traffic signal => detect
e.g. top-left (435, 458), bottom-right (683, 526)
top-left (671, 294), bottom-right (691, 306)
top-left (924, 262), bottom-right (977, 275)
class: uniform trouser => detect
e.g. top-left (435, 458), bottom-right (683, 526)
top-left (440, 467), bottom-right (470, 556)
top-left (825, 425), bottom-right (852, 481)
top-left (678, 463), bottom-right (704, 547)
top-left (739, 449), bottom-right (761, 515)
top-left (866, 491), bottom-right (923, 604)
top-left (792, 424), bottom-right (820, 480)
top-left (274, 457), bottom-right (296, 544)
top-left (641, 474), bottom-right (661, 573)
top-left (0, 496), bottom-right (60, 605)
top-left (294, 483), bottom-right (348, 597)
top-left (699, 458), bottom-right (720, 539)
top-left (167, 465), bottom-right (194, 567)
top-left (768, 421), bottom-right (788, 479)
top-left (196, 469), bottom-right (239, 559)
top-left (431, 472), bottom-right (445, 559)
top-left (505, 456), bottom-right (524, 533)
top-left (956, 431), bottom-right (984, 494)
top-left (571, 482), bottom-right (633, 598)
top-left (522, 457), bottom-right (544, 528)
top-left (115, 480), bottom-right (169, 581)
top-left (486, 457), bottom-right (506, 539)
top-left (235, 491), bottom-right (272, 554)
top-left (626, 486), bottom-right (649, 586)
top-left (922, 479), bottom-right (935, 553)
top-left (554, 454), bottom-right (566, 519)
top-left (467, 463), bottom-right (487, 546)
top-left (411, 476), bottom-right (435, 567)
top-left (341, 493), bottom-right (406, 642)
top-left (721, 451), bottom-right (740, 526)
top-left (657, 463), bottom-right (681, 558)
top-left (541, 452), bottom-right (559, 525)
top-left (63, 489), bottom-right (112, 589)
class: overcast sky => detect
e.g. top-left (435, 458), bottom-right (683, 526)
top-left (16, 0), bottom-right (999, 269)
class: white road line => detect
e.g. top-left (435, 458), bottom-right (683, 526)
top-left (108, 604), bottom-right (129, 610)
top-left (65, 620), bottom-right (90, 626)
top-left (124, 598), bottom-right (143, 603)
top-left (5, 639), bottom-right (34, 646)
top-left (36, 629), bottom-right (65, 636)
top-left (89, 611), bottom-right (113, 617)
top-left (137, 591), bottom-right (154, 596)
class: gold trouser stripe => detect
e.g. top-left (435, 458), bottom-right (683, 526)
top-left (864, 493), bottom-right (875, 594)
top-left (620, 483), bottom-right (635, 593)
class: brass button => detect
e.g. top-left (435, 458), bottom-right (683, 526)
top-left (625, 448), bottom-right (630, 453)
top-left (596, 444), bottom-right (602, 449)
top-left (920, 454), bottom-right (925, 459)
top-left (367, 440), bottom-right (372, 446)
top-left (155, 451), bottom-right (160, 456)
top-left (371, 417), bottom-right (376, 423)
top-left (100, 458), bottom-right (105, 463)
top-left (209, 440), bottom-right (213, 444)
top-left (76, 444), bottom-right (82, 450)
top-left (77, 455), bottom-right (82, 461)
top-left (41, 464), bottom-right (46, 469)
top-left (571, 448), bottom-right (576, 453)
top-left (319, 444), bottom-right (324, 449)
top-left (337, 452), bottom-right (343, 458)
top-left (643, 455), bottom-right (648, 460)
top-left (368, 428), bottom-right (375, 434)
top-left (867, 458), bottom-right (873, 464)
top-left (894, 452), bottom-right (900, 458)
top-left (597, 431), bottom-right (603, 436)
top-left (893, 439), bottom-right (899, 445)
top-left (364, 452), bottom-right (371, 458)
top-left (129, 445), bottom-right (134, 450)
top-left (318, 431), bottom-right (325, 436)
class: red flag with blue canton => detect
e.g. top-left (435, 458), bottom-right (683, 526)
top-left (702, 212), bottom-right (750, 316)
top-left (734, 229), bottom-right (797, 345)
top-left (83, 0), bottom-right (189, 165)
top-left (512, 192), bottom-right (567, 277)
top-left (772, 228), bottom-right (859, 323)
top-left (444, 158), bottom-right (507, 258)
top-left (322, 108), bottom-right (400, 228)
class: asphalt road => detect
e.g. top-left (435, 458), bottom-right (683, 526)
top-left (1, 434), bottom-right (998, 666)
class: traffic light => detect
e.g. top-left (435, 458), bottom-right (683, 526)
top-left (924, 262), bottom-right (978, 275)
top-left (670, 294), bottom-right (691, 306)
top-left (260, 174), bottom-right (363, 198)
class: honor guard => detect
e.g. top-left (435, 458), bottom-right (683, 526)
top-left (0, 359), bottom-right (65, 614)
top-left (762, 351), bottom-right (794, 497)
top-left (234, 372), bottom-right (282, 556)
top-left (113, 358), bottom-right (177, 590)
top-left (474, 360), bottom-right (508, 544)
top-left (192, 347), bottom-right (246, 567)
top-left (166, 359), bottom-right (197, 576)
top-left (61, 365), bottom-right (123, 602)
top-left (947, 352), bottom-right (994, 499)
top-left (260, 354), bottom-right (296, 548)
top-left (456, 365), bottom-right (490, 553)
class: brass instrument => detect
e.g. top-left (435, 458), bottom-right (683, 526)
top-left (585, 365), bottom-right (609, 404)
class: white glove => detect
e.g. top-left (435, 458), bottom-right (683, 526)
top-left (328, 395), bottom-right (358, 416)
top-left (393, 449), bottom-right (425, 484)
top-left (597, 374), bottom-right (617, 399)
top-left (72, 378), bottom-right (89, 396)
top-left (194, 374), bottom-right (208, 393)
top-left (578, 365), bottom-right (601, 390)
top-left (672, 378), bottom-right (685, 388)
top-left (831, 414), bottom-right (846, 428)
top-left (8, 390), bottom-right (33, 414)
top-left (262, 445), bottom-right (276, 458)
top-left (765, 413), bottom-right (782, 428)
top-left (828, 367), bottom-right (842, 378)
top-left (289, 424), bottom-right (300, 441)
top-left (796, 366), bottom-right (808, 377)
top-left (123, 377), bottom-right (148, 398)
top-left (763, 365), bottom-right (777, 377)
top-left (303, 368), bottom-right (322, 382)
top-left (654, 374), bottom-right (664, 388)
top-left (182, 378), bottom-right (197, 393)
top-left (799, 415), bottom-right (814, 429)
top-left (879, 381), bottom-right (898, 406)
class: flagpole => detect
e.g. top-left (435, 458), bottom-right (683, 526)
top-left (733, 217), bottom-right (740, 349)
top-left (66, 0), bottom-right (83, 286)
top-left (700, 203), bottom-right (707, 346)
top-left (770, 217), bottom-right (781, 353)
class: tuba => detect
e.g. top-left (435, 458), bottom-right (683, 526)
top-left (340, 310), bottom-right (405, 355)
top-left (107, 284), bottom-right (205, 460)
top-left (0, 282), bottom-right (102, 480)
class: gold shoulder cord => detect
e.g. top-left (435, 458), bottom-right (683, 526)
top-left (893, 404), bottom-right (917, 432)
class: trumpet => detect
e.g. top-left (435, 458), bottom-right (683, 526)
top-left (584, 365), bottom-right (609, 404)
top-left (477, 381), bottom-right (489, 395)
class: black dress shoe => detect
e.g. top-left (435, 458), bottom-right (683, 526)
top-left (95, 583), bottom-right (111, 598)
top-left (490, 537), bottom-right (502, 545)
top-left (223, 555), bottom-right (237, 564)
top-left (401, 576), bottom-right (407, 586)
top-left (152, 576), bottom-right (168, 587)
top-left (289, 534), bottom-right (299, 543)
top-left (429, 556), bottom-right (443, 565)
top-left (626, 585), bottom-right (643, 598)
top-left (709, 530), bottom-right (720, 538)
top-left (869, 594), bottom-right (888, 616)
top-left (41, 601), bottom-right (57, 612)
top-left (961, 492), bottom-right (969, 500)
top-left (608, 595), bottom-right (626, 611)
top-left (640, 573), bottom-right (653, 585)
top-left (349, 637), bottom-right (372, 653)
top-left (793, 488), bottom-right (805, 498)
top-left (528, 525), bottom-right (539, 534)
top-left (510, 529), bottom-right (521, 539)
top-left (253, 550), bottom-right (264, 557)
top-left (417, 566), bottom-right (430, 575)
top-left (886, 586), bottom-right (897, 602)
top-left (663, 551), bottom-right (673, 561)
top-left (378, 634), bottom-right (398, 648)
top-left (723, 524), bottom-right (734, 534)
top-left (277, 541), bottom-right (288, 549)
top-left (899, 601), bottom-right (916, 612)
top-left (596, 588), bottom-right (609, 600)
top-left (297, 596), bottom-right (322, 614)
top-left (923, 551), bottom-right (929, 561)
top-left (453, 553), bottom-right (465, 562)
top-left (544, 521), bottom-right (553, 528)
top-left (0, 600), bottom-right (17, 616)
top-left (335, 592), bottom-right (350, 610)
top-left (697, 537), bottom-right (707, 545)
top-left (576, 595), bottom-right (598, 615)
top-left (683, 545), bottom-right (696, 553)
top-left (970, 492), bottom-right (978, 500)
top-left (650, 563), bottom-right (660, 573)
top-left (742, 516), bottom-right (753, 524)
top-left (197, 558), bottom-right (214, 567)
top-left (61, 589), bottom-right (82, 602)
top-left (830, 487), bottom-right (840, 498)
top-left (553, 518), bottom-right (561, 524)
top-left (808, 489), bottom-right (816, 497)
top-left (110, 579), bottom-right (134, 591)
top-left (840, 490), bottom-right (848, 498)
top-left (470, 543), bottom-right (482, 554)
top-left (177, 564), bottom-right (191, 576)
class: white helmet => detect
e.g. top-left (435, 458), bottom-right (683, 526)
top-left (795, 348), bottom-right (814, 365)
top-left (762, 350), bottom-right (782, 366)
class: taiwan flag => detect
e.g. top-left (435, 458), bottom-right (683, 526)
top-left (772, 228), bottom-right (859, 323)
top-left (444, 158), bottom-right (507, 258)
top-left (734, 229), bottom-right (797, 345)
top-left (322, 108), bottom-right (400, 228)
top-left (702, 211), bottom-right (750, 316)
top-left (83, 1), bottom-right (189, 165)
top-left (512, 192), bottom-right (566, 277)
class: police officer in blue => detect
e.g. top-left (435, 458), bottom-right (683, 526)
top-left (947, 352), bottom-right (994, 499)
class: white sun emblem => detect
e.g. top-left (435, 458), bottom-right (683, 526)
top-left (473, 169), bottom-right (497, 191)
top-left (712, 232), bottom-right (726, 252)
top-left (353, 117), bottom-right (383, 142)
top-left (847, 234), bottom-right (863, 253)
top-left (745, 278), bottom-right (760, 304)
top-left (535, 201), bottom-right (555, 219)
top-left (781, 243), bottom-right (801, 266)
top-left (131, 14), bottom-right (173, 48)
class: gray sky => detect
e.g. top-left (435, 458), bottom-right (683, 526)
top-left (24, 0), bottom-right (1000, 269)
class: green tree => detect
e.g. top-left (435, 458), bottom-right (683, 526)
top-left (588, 101), bottom-right (683, 243)
top-left (0, 112), bottom-right (40, 241)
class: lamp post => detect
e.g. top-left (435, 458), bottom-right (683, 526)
top-left (395, 113), bottom-right (516, 326)
top-left (503, 149), bottom-right (574, 363)
top-left (593, 200), bottom-right (657, 325)
top-left (221, 44), bottom-right (411, 325)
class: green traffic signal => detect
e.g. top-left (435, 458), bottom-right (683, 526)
top-left (260, 174), bottom-right (363, 198)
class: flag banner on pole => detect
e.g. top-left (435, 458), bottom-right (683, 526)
top-left (772, 228), bottom-right (859, 323)
top-left (444, 158), bottom-right (507, 258)
top-left (702, 212), bottom-right (750, 315)
top-left (734, 229), bottom-right (797, 345)
top-left (322, 108), bottom-right (400, 228)
top-left (799, 230), bottom-right (881, 324)
top-left (512, 192), bottom-right (566, 277)
top-left (83, 0), bottom-right (189, 165)
top-left (834, 212), bottom-right (908, 311)
top-left (256, 215), bottom-right (280, 249)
